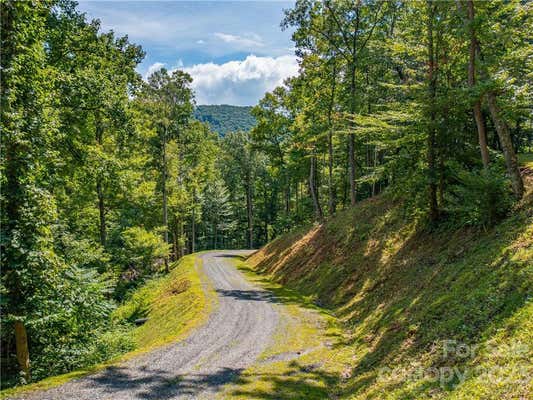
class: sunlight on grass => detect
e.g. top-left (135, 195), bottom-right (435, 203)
top-left (216, 257), bottom-right (353, 400)
top-left (247, 191), bottom-right (533, 399)
top-left (518, 153), bottom-right (533, 169)
top-left (1, 254), bottom-right (213, 399)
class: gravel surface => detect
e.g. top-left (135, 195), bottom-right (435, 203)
top-left (16, 251), bottom-right (280, 400)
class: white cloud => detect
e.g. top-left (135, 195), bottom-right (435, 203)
top-left (196, 39), bottom-right (205, 44)
top-left (144, 62), bottom-right (165, 79)
top-left (214, 32), bottom-right (264, 48)
top-left (183, 54), bottom-right (299, 105)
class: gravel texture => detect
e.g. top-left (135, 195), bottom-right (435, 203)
top-left (16, 251), bottom-right (279, 400)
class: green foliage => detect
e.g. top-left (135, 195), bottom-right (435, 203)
top-left (121, 227), bottom-right (170, 273)
top-left (446, 167), bottom-right (514, 228)
top-left (194, 105), bottom-right (256, 136)
top-left (24, 267), bottom-right (124, 381)
top-left (200, 179), bottom-right (236, 248)
top-left (1, 0), bottom-right (531, 393)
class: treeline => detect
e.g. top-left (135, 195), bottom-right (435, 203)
top-left (234, 0), bottom-right (531, 245)
top-left (2, 1), bottom-right (244, 385)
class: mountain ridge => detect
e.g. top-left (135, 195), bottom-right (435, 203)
top-left (194, 104), bottom-right (256, 136)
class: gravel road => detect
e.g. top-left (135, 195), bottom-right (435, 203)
top-left (17, 251), bottom-right (280, 400)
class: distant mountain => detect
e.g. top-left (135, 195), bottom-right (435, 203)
top-left (194, 105), bottom-right (256, 136)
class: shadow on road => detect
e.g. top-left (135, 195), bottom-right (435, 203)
top-left (215, 288), bottom-right (280, 303)
top-left (212, 253), bottom-right (254, 261)
top-left (86, 360), bottom-right (339, 400)
top-left (86, 365), bottom-right (243, 399)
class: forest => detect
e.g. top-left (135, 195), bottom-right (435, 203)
top-left (1, 0), bottom-right (532, 391)
top-left (194, 105), bottom-right (256, 136)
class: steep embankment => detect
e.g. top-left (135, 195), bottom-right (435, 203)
top-left (248, 187), bottom-right (533, 398)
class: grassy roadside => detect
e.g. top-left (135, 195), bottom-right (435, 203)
top-left (246, 186), bottom-right (532, 400)
top-left (1, 253), bottom-right (214, 399)
top-left (217, 257), bottom-right (354, 399)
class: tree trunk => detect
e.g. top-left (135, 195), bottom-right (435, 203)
top-left (191, 190), bottom-right (196, 253)
top-left (95, 114), bottom-right (106, 246)
top-left (486, 92), bottom-right (524, 198)
top-left (328, 59), bottom-right (337, 215)
top-left (179, 219), bottom-right (185, 258)
top-left (14, 321), bottom-right (30, 381)
top-left (460, 0), bottom-right (524, 198)
top-left (426, 1), bottom-right (439, 223)
top-left (263, 186), bottom-right (269, 243)
top-left (309, 153), bottom-right (323, 220)
top-left (172, 227), bottom-right (178, 261)
top-left (372, 146), bottom-right (378, 196)
top-left (96, 179), bottom-right (106, 246)
top-left (246, 174), bottom-right (254, 249)
top-left (162, 126), bottom-right (169, 271)
top-left (284, 169), bottom-right (290, 214)
top-left (466, 0), bottom-right (490, 168)
top-left (348, 61), bottom-right (357, 206)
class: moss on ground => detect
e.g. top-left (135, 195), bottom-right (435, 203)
top-left (1, 254), bottom-right (212, 399)
top-left (246, 187), bottom-right (532, 398)
top-left (518, 153), bottom-right (533, 169)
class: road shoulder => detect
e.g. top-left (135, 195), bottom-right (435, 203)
top-left (217, 256), bottom-right (353, 400)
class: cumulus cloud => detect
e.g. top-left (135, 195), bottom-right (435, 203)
top-left (183, 54), bottom-right (299, 105)
top-left (214, 32), bottom-right (264, 48)
top-left (144, 62), bottom-right (165, 79)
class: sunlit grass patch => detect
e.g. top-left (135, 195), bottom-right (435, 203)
top-left (113, 254), bottom-right (213, 350)
top-left (1, 254), bottom-right (213, 399)
top-left (246, 189), bottom-right (533, 399)
top-left (518, 152), bottom-right (533, 169)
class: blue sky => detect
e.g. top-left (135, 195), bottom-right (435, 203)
top-left (77, 1), bottom-right (298, 105)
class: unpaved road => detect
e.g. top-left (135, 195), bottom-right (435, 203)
top-left (17, 251), bottom-right (280, 400)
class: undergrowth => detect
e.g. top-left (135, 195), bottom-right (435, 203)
top-left (1, 254), bottom-right (210, 399)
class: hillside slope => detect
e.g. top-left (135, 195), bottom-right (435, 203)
top-left (194, 105), bottom-right (256, 135)
top-left (248, 187), bottom-right (533, 398)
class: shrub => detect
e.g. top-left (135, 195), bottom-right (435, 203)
top-left (445, 167), bottom-right (514, 228)
top-left (23, 267), bottom-right (123, 380)
top-left (121, 226), bottom-right (171, 273)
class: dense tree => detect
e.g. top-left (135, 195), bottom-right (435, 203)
top-left (1, 1), bottom-right (207, 384)
top-left (247, 0), bottom-right (530, 233)
top-left (138, 68), bottom-right (194, 267)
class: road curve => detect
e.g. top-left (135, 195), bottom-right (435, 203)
top-left (17, 251), bottom-right (279, 400)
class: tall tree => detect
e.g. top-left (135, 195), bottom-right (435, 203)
top-left (140, 68), bottom-right (194, 265)
top-left (463, 0), bottom-right (490, 168)
top-left (426, 0), bottom-right (440, 223)
top-left (284, 0), bottom-right (388, 206)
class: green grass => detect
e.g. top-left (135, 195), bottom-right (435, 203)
top-left (1, 253), bottom-right (213, 399)
top-left (248, 190), bottom-right (533, 399)
top-left (112, 253), bottom-right (214, 350)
